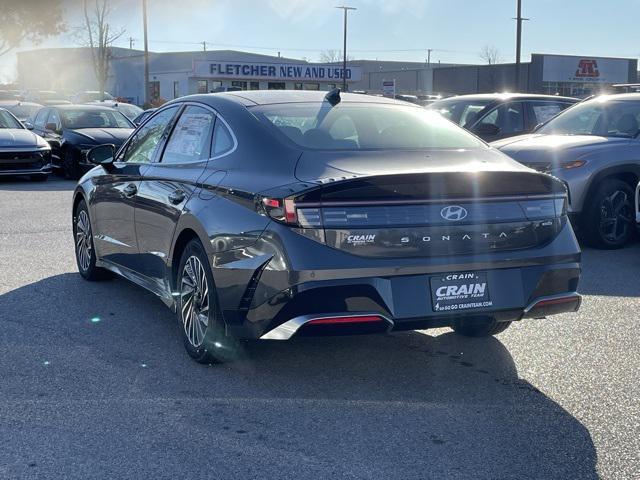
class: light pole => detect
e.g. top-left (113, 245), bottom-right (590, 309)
top-left (335, 6), bottom-right (356, 91)
top-left (513, 0), bottom-right (529, 91)
top-left (143, 0), bottom-right (150, 105)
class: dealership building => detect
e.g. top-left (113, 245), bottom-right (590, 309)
top-left (432, 53), bottom-right (638, 97)
top-left (16, 48), bottom-right (638, 104)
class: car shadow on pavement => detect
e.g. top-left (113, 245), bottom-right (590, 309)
top-left (0, 273), bottom-right (599, 480)
top-left (0, 176), bottom-right (75, 191)
top-left (578, 243), bottom-right (640, 297)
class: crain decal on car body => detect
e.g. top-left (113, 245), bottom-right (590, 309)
top-left (346, 234), bottom-right (376, 246)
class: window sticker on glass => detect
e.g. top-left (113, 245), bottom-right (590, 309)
top-left (164, 111), bottom-right (214, 163)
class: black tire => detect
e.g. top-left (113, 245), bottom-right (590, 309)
top-left (73, 200), bottom-right (110, 281)
top-left (176, 239), bottom-right (238, 364)
top-left (30, 174), bottom-right (48, 182)
top-left (451, 318), bottom-right (511, 337)
top-left (62, 150), bottom-right (80, 180)
top-left (583, 179), bottom-right (634, 249)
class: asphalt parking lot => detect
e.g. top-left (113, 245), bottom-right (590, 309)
top-left (0, 177), bottom-right (638, 479)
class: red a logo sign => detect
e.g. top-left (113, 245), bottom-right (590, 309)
top-left (575, 59), bottom-right (600, 78)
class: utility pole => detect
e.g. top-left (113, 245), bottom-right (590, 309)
top-left (129, 36), bottom-right (135, 50)
top-left (143, 0), bottom-right (149, 105)
top-left (335, 5), bottom-right (356, 91)
top-left (427, 48), bottom-right (433, 68)
top-left (513, 0), bottom-right (529, 91)
top-left (202, 41), bottom-right (207, 52)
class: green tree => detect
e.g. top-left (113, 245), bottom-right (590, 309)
top-left (0, 0), bottom-right (66, 57)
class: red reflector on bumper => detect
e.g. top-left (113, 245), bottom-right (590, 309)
top-left (306, 315), bottom-right (384, 326)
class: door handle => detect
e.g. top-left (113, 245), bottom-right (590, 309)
top-left (123, 183), bottom-right (137, 198)
top-left (168, 189), bottom-right (186, 204)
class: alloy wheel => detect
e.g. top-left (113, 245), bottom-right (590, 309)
top-left (76, 210), bottom-right (92, 272)
top-left (598, 189), bottom-right (632, 243)
top-left (180, 256), bottom-right (210, 348)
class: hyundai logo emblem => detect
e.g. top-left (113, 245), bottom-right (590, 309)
top-left (440, 205), bottom-right (468, 221)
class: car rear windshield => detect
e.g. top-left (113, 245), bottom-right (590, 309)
top-left (61, 109), bottom-right (132, 129)
top-left (0, 110), bottom-right (23, 129)
top-left (540, 98), bottom-right (640, 137)
top-left (252, 102), bottom-right (485, 150)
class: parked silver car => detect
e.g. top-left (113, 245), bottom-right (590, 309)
top-left (493, 93), bottom-right (640, 249)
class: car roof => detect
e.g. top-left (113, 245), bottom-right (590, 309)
top-left (189, 90), bottom-right (416, 107)
top-left (48, 104), bottom-right (122, 112)
top-left (590, 92), bottom-right (640, 101)
top-left (437, 93), bottom-right (577, 102)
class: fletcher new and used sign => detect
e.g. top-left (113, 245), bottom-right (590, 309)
top-left (192, 60), bottom-right (362, 82)
top-left (542, 54), bottom-right (630, 84)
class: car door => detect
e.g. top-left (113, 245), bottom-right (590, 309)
top-left (134, 103), bottom-right (216, 282)
top-left (91, 105), bottom-right (181, 271)
top-left (471, 101), bottom-right (526, 141)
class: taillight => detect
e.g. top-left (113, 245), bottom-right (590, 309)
top-left (261, 197), bottom-right (298, 225)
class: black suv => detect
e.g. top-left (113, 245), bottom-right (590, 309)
top-left (429, 93), bottom-right (577, 141)
top-left (72, 91), bottom-right (582, 363)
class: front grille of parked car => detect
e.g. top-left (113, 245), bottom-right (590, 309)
top-left (0, 151), bottom-right (45, 171)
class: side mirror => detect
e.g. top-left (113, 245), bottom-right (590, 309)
top-left (24, 121), bottom-right (34, 130)
top-left (88, 144), bottom-right (115, 166)
top-left (45, 122), bottom-right (59, 133)
top-left (474, 123), bottom-right (501, 136)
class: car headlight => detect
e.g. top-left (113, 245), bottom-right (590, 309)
top-left (558, 160), bottom-right (587, 170)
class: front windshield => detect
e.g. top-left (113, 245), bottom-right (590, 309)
top-left (0, 109), bottom-right (23, 129)
top-left (428, 98), bottom-right (493, 126)
top-left (253, 102), bottom-right (486, 150)
top-left (61, 109), bottom-right (133, 129)
top-left (117, 103), bottom-right (143, 120)
top-left (540, 98), bottom-right (640, 137)
top-left (7, 104), bottom-right (41, 120)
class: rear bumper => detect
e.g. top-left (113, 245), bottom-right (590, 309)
top-left (260, 291), bottom-right (581, 340)
top-left (214, 222), bottom-right (581, 340)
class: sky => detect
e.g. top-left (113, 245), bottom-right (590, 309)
top-left (1, 0), bottom-right (639, 83)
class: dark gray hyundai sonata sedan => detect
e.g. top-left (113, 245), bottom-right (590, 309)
top-left (72, 90), bottom-right (581, 363)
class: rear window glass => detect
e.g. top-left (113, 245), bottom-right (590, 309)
top-left (252, 103), bottom-right (485, 150)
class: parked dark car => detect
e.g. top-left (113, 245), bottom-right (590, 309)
top-left (0, 101), bottom-right (43, 123)
top-left (72, 90), bottom-right (581, 363)
top-left (29, 104), bottom-right (134, 178)
top-left (132, 108), bottom-right (156, 126)
top-left (493, 93), bottom-right (640, 249)
top-left (0, 107), bottom-right (51, 181)
top-left (429, 93), bottom-right (578, 141)
top-left (85, 100), bottom-right (144, 121)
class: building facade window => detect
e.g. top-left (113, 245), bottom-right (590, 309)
top-left (209, 81), bottom-right (222, 92)
top-left (231, 81), bottom-right (248, 90)
top-left (149, 81), bottom-right (160, 100)
top-left (197, 80), bottom-right (208, 94)
top-left (173, 81), bottom-right (180, 99)
top-left (249, 81), bottom-right (260, 90)
top-left (294, 83), bottom-right (303, 90)
top-left (268, 82), bottom-right (286, 90)
top-left (303, 83), bottom-right (320, 90)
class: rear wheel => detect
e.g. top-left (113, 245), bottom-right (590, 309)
top-left (177, 239), bottom-right (238, 364)
top-left (451, 318), bottom-right (511, 337)
top-left (74, 200), bottom-right (110, 281)
top-left (583, 179), bottom-right (634, 249)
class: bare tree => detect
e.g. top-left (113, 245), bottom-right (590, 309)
top-left (0, 0), bottom-right (65, 57)
top-left (319, 49), bottom-right (354, 63)
top-left (79, 0), bottom-right (125, 100)
top-left (478, 45), bottom-right (502, 65)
